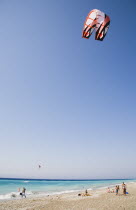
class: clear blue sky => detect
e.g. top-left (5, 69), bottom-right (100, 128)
top-left (0, 0), bottom-right (136, 179)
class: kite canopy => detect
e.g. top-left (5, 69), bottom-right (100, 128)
top-left (82, 9), bottom-right (110, 41)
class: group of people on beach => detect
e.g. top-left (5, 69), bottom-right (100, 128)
top-left (107, 182), bottom-right (127, 195)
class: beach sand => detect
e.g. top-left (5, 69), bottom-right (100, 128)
top-left (0, 182), bottom-right (136, 210)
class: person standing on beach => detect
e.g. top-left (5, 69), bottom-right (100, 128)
top-left (117, 185), bottom-right (120, 194)
top-left (124, 184), bottom-right (126, 195)
top-left (115, 186), bottom-right (119, 195)
top-left (122, 182), bottom-right (126, 195)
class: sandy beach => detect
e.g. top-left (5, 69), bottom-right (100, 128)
top-left (0, 182), bottom-right (136, 210)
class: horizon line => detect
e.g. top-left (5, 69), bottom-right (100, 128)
top-left (0, 177), bottom-right (134, 181)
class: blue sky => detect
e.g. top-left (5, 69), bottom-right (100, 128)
top-left (0, 0), bottom-right (136, 179)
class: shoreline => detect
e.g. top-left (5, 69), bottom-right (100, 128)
top-left (0, 182), bottom-right (136, 210)
top-left (0, 180), bottom-right (135, 201)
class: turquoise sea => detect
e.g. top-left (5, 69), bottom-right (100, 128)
top-left (0, 178), bottom-right (135, 200)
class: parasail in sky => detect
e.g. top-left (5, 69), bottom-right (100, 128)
top-left (82, 9), bottom-right (110, 41)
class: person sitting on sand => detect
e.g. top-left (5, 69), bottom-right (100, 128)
top-left (85, 189), bottom-right (88, 195)
top-left (107, 187), bottom-right (111, 193)
top-left (111, 189), bottom-right (114, 193)
top-left (78, 189), bottom-right (92, 197)
top-left (84, 189), bottom-right (89, 196)
top-left (82, 189), bottom-right (91, 196)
